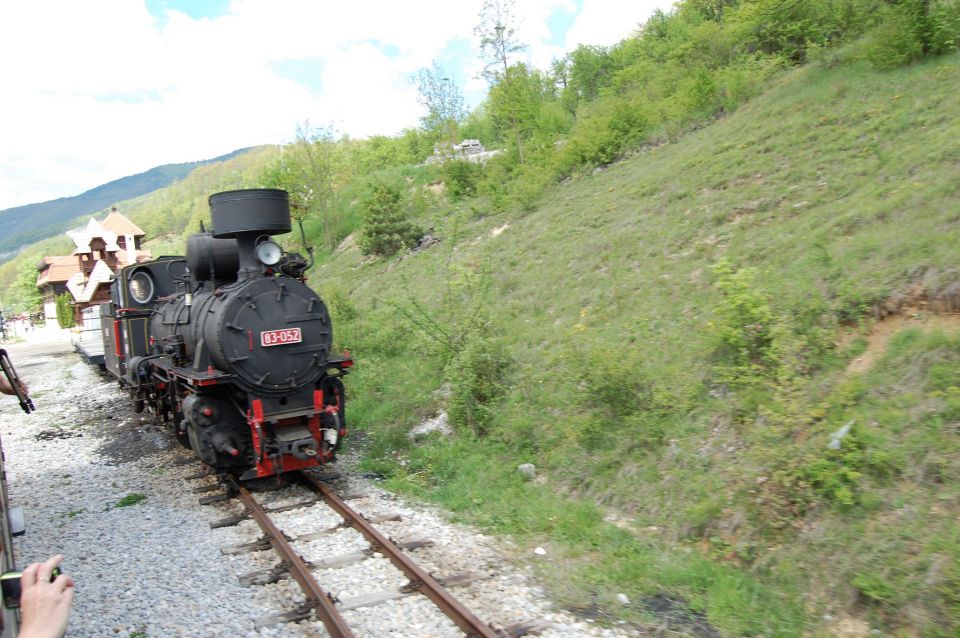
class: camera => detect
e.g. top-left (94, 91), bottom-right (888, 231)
top-left (1, 568), bottom-right (62, 608)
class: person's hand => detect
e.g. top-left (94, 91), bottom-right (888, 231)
top-left (0, 375), bottom-right (27, 396)
top-left (18, 555), bottom-right (75, 638)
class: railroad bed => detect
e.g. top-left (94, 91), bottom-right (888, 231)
top-left (0, 334), bottom-right (629, 637)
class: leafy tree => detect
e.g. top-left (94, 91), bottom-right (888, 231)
top-left (358, 181), bottom-right (423, 257)
top-left (263, 123), bottom-right (342, 251)
top-left (564, 45), bottom-right (617, 109)
top-left (475, 0), bottom-right (530, 161)
top-left (8, 258), bottom-right (42, 314)
top-left (487, 63), bottom-right (550, 149)
top-left (414, 61), bottom-right (466, 151)
top-left (474, 0), bottom-right (528, 82)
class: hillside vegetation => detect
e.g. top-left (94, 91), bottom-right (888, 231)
top-left (323, 53), bottom-right (960, 637)
top-left (1, 1), bottom-right (958, 635)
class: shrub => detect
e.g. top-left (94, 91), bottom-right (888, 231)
top-left (441, 160), bottom-right (484, 201)
top-left (358, 181), bottom-right (423, 257)
top-left (708, 260), bottom-right (778, 387)
top-left (55, 293), bottom-right (75, 329)
top-left (864, 0), bottom-right (960, 69)
top-left (447, 334), bottom-right (513, 436)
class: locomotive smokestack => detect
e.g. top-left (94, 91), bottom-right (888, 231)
top-left (208, 189), bottom-right (291, 280)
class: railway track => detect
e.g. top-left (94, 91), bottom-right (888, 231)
top-left (188, 468), bottom-right (548, 637)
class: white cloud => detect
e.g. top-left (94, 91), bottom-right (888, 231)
top-left (0, 0), bottom-right (673, 211)
top-left (566, 0), bottom-right (676, 49)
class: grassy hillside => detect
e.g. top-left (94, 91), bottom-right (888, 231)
top-left (0, 147), bottom-right (256, 262)
top-left (316, 53), bottom-right (960, 637)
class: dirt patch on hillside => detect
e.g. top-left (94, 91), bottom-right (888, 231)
top-left (846, 309), bottom-right (960, 375)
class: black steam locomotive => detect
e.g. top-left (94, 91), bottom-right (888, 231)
top-left (101, 189), bottom-right (351, 479)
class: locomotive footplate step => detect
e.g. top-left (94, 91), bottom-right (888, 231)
top-left (336, 571), bottom-right (489, 611)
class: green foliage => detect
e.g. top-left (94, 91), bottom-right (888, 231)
top-left (8, 257), bottom-right (43, 314)
top-left (358, 181), bottom-right (423, 257)
top-left (441, 160), bottom-right (484, 201)
top-left (414, 60), bottom-right (466, 147)
top-left (54, 294), bottom-right (74, 329)
top-left (864, 0), bottom-right (960, 69)
top-left (447, 334), bottom-right (512, 436)
top-left (555, 93), bottom-right (652, 172)
top-left (708, 260), bottom-right (778, 386)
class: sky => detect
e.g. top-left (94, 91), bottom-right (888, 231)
top-left (0, 0), bottom-right (674, 211)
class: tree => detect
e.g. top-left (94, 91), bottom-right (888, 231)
top-left (358, 181), bottom-right (423, 257)
top-left (8, 258), bottom-right (42, 314)
top-left (475, 0), bottom-right (530, 162)
top-left (263, 123), bottom-right (342, 252)
top-left (414, 61), bottom-right (466, 151)
top-left (487, 63), bottom-right (546, 145)
top-left (474, 0), bottom-right (528, 82)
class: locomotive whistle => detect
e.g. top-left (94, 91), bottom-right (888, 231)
top-left (0, 349), bottom-right (34, 414)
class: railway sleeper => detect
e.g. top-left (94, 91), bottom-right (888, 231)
top-left (209, 498), bottom-right (320, 528)
top-left (336, 570), bottom-right (489, 611)
top-left (237, 539), bottom-right (434, 586)
top-left (253, 601), bottom-right (316, 630)
top-left (219, 512), bottom-right (403, 551)
top-left (502, 619), bottom-right (553, 637)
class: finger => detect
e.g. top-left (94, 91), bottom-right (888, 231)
top-left (36, 554), bottom-right (62, 582)
top-left (53, 573), bottom-right (75, 592)
top-left (21, 562), bottom-right (41, 588)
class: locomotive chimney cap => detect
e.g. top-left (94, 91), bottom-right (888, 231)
top-left (208, 189), bottom-right (291, 239)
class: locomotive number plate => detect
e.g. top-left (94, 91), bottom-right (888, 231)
top-left (260, 327), bottom-right (303, 347)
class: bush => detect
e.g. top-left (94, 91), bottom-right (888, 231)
top-left (865, 0), bottom-right (960, 69)
top-left (358, 181), bottom-right (423, 257)
top-left (708, 260), bottom-right (778, 387)
top-left (55, 293), bottom-right (75, 329)
top-left (441, 160), bottom-right (484, 201)
top-left (555, 93), bottom-right (652, 173)
top-left (447, 334), bottom-right (513, 436)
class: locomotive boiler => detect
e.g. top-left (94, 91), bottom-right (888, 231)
top-left (101, 189), bottom-right (351, 479)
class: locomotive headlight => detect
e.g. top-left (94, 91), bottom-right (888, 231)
top-left (128, 271), bottom-right (155, 304)
top-left (255, 240), bottom-right (283, 266)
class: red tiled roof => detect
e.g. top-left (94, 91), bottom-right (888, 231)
top-left (36, 256), bottom-right (81, 286)
top-left (102, 211), bottom-right (145, 237)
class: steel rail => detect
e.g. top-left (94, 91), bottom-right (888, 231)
top-left (298, 472), bottom-right (499, 638)
top-left (231, 480), bottom-right (355, 638)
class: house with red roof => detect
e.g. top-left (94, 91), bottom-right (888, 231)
top-left (36, 208), bottom-right (151, 320)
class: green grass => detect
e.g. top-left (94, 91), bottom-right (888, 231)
top-left (323, 52), bottom-right (960, 637)
top-left (114, 493), bottom-right (147, 508)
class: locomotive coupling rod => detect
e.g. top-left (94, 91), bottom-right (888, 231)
top-left (233, 481), bottom-right (355, 638)
top-left (299, 472), bottom-right (499, 638)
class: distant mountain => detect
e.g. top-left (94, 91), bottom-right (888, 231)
top-left (0, 148), bottom-right (254, 261)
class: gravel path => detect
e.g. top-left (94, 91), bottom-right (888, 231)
top-left (0, 330), bottom-right (632, 637)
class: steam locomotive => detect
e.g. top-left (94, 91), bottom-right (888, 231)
top-left (100, 189), bottom-right (351, 479)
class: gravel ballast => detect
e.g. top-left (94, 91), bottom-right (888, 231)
top-left (1, 331), bottom-right (632, 637)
